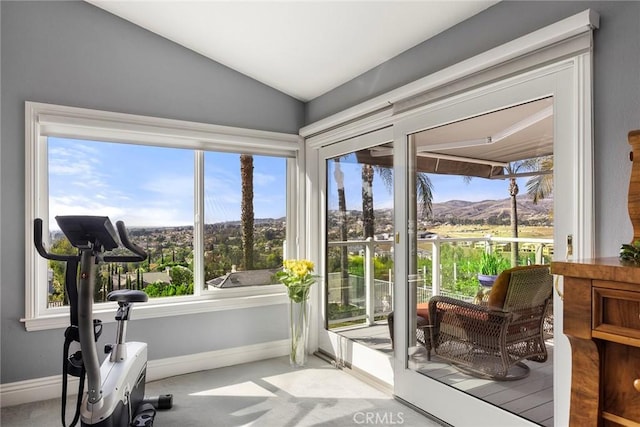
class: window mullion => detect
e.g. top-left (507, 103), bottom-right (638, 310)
top-left (193, 150), bottom-right (205, 296)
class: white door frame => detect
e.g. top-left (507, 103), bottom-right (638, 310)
top-left (392, 58), bottom-right (593, 426)
top-left (303, 11), bottom-right (596, 425)
top-left (316, 127), bottom-right (396, 386)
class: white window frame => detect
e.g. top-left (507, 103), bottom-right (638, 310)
top-left (24, 101), bottom-right (301, 331)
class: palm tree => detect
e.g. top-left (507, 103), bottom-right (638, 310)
top-left (415, 173), bottom-right (434, 220)
top-left (362, 164), bottom-right (375, 238)
top-left (526, 155), bottom-right (553, 203)
top-left (502, 156), bottom-right (552, 266)
top-left (240, 154), bottom-right (254, 270)
top-left (361, 164), bottom-right (433, 239)
top-left (464, 156), bottom-right (550, 267)
top-left (334, 158), bottom-right (434, 309)
top-left (507, 171), bottom-right (520, 267)
top-left (333, 158), bottom-right (350, 307)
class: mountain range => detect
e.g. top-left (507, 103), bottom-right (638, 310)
top-left (429, 195), bottom-right (553, 225)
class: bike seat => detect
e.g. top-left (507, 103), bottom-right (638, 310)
top-left (107, 289), bottom-right (149, 303)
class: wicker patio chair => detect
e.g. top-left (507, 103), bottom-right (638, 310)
top-left (387, 303), bottom-right (430, 349)
top-left (428, 265), bottom-right (553, 380)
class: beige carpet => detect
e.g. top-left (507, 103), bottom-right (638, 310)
top-left (2, 355), bottom-right (444, 426)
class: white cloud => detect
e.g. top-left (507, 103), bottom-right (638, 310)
top-left (49, 195), bottom-right (126, 229)
top-left (46, 139), bottom-right (289, 227)
top-left (254, 172), bottom-right (276, 187)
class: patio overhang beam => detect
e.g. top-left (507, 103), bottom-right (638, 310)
top-left (487, 169), bottom-right (554, 180)
top-left (360, 148), bottom-right (506, 179)
top-left (418, 153), bottom-right (508, 169)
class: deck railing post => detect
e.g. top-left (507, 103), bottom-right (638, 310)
top-left (388, 268), bottom-right (393, 310)
top-left (365, 238), bottom-right (375, 325)
top-left (535, 243), bottom-right (543, 264)
top-left (431, 238), bottom-right (441, 298)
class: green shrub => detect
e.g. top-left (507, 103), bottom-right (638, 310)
top-left (478, 252), bottom-right (510, 275)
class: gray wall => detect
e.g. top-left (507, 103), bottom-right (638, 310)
top-left (305, 1), bottom-right (640, 259)
top-left (1, 1), bottom-right (302, 383)
top-left (2, 0), bottom-right (639, 386)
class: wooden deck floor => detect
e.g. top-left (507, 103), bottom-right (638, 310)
top-left (335, 322), bottom-right (554, 426)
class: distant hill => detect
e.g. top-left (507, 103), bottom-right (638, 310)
top-left (429, 196), bottom-right (553, 225)
top-left (326, 195), bottom-right (553, 229)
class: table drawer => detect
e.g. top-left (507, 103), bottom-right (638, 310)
top-left (593, 287), bottom-right (640, 340)
top-left (602, 342), bottom-right (640, 424)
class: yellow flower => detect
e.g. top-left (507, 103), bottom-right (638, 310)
top-left (277, 259), bottom-right (316, 303)
top-left (284, 259), bottom-right (314, 277)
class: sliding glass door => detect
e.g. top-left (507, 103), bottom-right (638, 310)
top-left (392, 63), bottom-right (588, 426)
top-left (311, 59), bottom-right (592, 427)
top-left (317, 127), bottom-right (396, 384)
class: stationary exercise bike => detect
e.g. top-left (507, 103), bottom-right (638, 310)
top-left (34, 215), bottom-right (172, 426)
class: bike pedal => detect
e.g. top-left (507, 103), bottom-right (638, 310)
top-left (130, 403), bottom-right (156, 427)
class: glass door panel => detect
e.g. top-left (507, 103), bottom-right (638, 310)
top-left (392, 69), bottom-right (576, 426)
top-left (325, 155), bottom-right (394, 332)
top-left (318, 128), bottom-right (395, 382)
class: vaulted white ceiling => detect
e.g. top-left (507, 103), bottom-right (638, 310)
top-left (87, 1), bottom-right (499, 101)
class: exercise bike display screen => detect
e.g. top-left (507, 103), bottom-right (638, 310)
top-left (55, 215), bottom-right (120, 251)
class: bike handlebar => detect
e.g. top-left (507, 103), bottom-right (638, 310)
top-left (103, 221), bottom-right (147, 263)
top-left (34, 218), bottom-right (148, 263)
top-left (33, 218), bottom-right (78, 261)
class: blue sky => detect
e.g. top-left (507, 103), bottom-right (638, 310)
top-left (48, 137), bottom-right (522, 229)
top-left (327, 154), bottom-right (526, 211)
top-left (48, 137), bottom-right (286, 228)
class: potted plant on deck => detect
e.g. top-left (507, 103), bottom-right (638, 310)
top-left (477, 251), bottom-right (510, 288)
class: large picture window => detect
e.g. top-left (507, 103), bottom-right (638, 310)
top-left (25, 102), bottom-right (299, 330)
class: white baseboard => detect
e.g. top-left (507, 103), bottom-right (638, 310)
top-left (0, 375), bottom-right (69, 409)
top-left (146, 339), bottom-right (289, 381)
top-left (0, 339), bottom-right (289, 408)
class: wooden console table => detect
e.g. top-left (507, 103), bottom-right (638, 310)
top-left (552, 258), bottom-right (640, 426)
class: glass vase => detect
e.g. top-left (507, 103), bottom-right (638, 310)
top-left (289, 297), bottom-right (310, 367)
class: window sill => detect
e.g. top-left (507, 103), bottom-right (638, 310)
top-left (22, 286), bottom-right (289, 331)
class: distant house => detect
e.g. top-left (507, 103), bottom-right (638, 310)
top-left (142, 272), bottom-right (171, 286)
top-left (206, 268), bottom-right (280, 289)
top-left (419, 231), bottom-right (437, 239)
